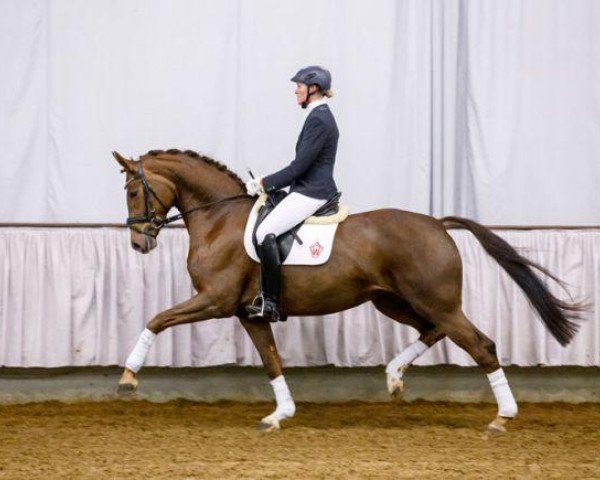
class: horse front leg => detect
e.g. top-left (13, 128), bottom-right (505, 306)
top-left (117, 293), bottom-right (228, 394)
top-left (238, 316), bottom-right (296, 431)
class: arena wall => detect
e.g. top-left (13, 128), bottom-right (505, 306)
top-left (0, 366), bottom-right (598, 404)
top-left (0, 226), bottom-right (598, 370)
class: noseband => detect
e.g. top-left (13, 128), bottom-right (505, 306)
top-left (125, 159), bottom-right (249, 235)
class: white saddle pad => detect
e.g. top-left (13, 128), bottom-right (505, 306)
top-left (243, 198), bottom-right (341, 266)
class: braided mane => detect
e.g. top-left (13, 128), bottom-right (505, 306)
top-left (145, 149), bottom-right (245, 191)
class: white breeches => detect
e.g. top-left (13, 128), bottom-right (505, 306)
top-left (256, 192), bottom-right (327, 244)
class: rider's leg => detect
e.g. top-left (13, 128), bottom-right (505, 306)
top-left (255, 192), bottom-right (328, 244)
top-left (248, 233), bottom-right (282, 321)
top-left (248, 192), bottom-right (326, 321)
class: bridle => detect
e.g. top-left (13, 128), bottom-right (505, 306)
top-left (125, 159), bottom-right (249, 236)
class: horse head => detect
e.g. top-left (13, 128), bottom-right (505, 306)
top-left (113, 151), bottom-right (177, 254)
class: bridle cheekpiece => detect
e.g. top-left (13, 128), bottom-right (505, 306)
top-left (125, 160), bottom-right (170, 232)
top-left (124, 159), bottom-right (249, 235)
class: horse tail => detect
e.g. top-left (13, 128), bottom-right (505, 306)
top-left (441, 216), bottom-right (585, 346)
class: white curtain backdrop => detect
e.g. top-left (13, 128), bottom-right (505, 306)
top-left (1, 0), bottom-right (599, 224)
top-left (0, 227), bottom-right (597, 368)
top-left (1, 1), bottom-right (599, 369)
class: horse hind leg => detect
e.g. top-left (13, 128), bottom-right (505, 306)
top-left (436, 309), bottom-right (518, 434)
top-left (373, 294), bottom-right (446, 400)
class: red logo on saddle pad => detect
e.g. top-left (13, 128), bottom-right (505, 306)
top-left (309, 241), bottom-right (324, 258)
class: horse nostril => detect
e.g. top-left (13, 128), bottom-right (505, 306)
top-left (131, 241), bottom-right (143, 252)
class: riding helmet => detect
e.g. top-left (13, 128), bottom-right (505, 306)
top-left (290, 65), bottom-right (332, 92)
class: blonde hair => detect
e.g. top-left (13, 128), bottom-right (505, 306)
top-left (323, 90), bottom-right (334, 98)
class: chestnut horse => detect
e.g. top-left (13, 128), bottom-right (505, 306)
top-left (113, 149), bottom-right (582, 433)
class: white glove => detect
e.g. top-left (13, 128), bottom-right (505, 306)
top-left (245, 177), bottom-right (264, 196)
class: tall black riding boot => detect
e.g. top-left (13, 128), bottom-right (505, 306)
top-left (246, 233), bottom-right (282, 322)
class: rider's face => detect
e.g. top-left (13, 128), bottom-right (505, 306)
top-left (295, 82), bottom-right (308, 105)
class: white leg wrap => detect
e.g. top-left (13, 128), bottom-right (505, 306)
top-left (385, 340), bottom-right (428, 377)
top-left (260, 376), bottom-right (296, 430)
top-left (125, 329), bottom-right (156, 374)
top-left (487, 368), bottom-right (518, 418)
top-left (270, 375), bottom-right (296, 419)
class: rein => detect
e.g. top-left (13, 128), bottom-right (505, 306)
top-left (125, 160), bottom-right (250, 234)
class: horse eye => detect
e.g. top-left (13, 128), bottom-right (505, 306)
top-left (129, 191), bottom-right (138, 198)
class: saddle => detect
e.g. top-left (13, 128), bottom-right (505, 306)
top-left (252, 191), bottom-right (343, 262)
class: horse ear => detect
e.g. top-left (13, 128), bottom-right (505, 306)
top-left (112, 151), bottom-right (135, 173)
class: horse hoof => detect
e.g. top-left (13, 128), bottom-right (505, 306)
top-left (485, 424), bottom-right (506, 437)
top-left (117, 383), bottom-right (138, 396)
top-left (390, 385), bottom-right (405, 401)
top-left (387, 374), bottom-right (404, 401)
top-left (257, 414), bottom-right (281, 432)
top-left (484, 416), bottom-right (511, 438)
top-left (257, 421), bottom-right (280, 432)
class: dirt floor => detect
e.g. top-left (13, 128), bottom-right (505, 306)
top-left (0, 400), bottom-right (599, 479)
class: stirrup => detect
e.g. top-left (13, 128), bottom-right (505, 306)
top-left (247, 293), bottom-right (265, 315)
top-left (246, 294), bottom-right (281, 322)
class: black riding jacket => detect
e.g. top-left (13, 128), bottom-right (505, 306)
top-left (262, 104), bottom-right (339, 200)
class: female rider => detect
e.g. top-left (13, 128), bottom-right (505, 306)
top-left (245, 65), bottom-right (339, 322)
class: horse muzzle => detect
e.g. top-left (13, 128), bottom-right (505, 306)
top-left (130, 226), bottom-right (158, 254)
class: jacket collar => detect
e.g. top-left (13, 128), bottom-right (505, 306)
top-left (304, 97), bottom-right (328, 120)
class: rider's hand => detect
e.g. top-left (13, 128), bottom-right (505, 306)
top-left (245, 178), bottom-right (264, 196)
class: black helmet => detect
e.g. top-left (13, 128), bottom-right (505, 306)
top-left (290, 65), bottom-right (332, 92)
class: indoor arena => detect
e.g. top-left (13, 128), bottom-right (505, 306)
top-left (1, 1), bottom-right (599, 479)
